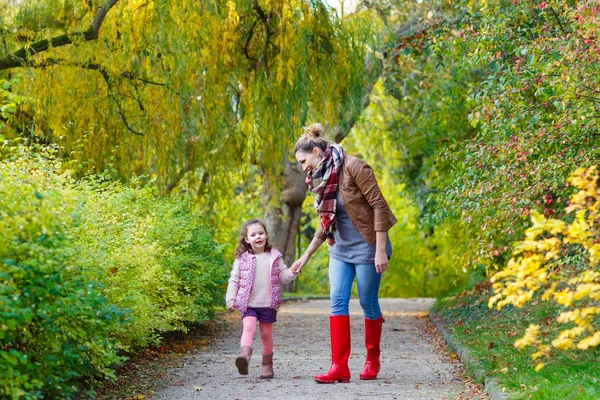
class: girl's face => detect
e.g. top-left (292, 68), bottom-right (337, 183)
top-left (295, 148), bottom-right (323, 173)
top-left (246, 223), bottom-right (268, 253)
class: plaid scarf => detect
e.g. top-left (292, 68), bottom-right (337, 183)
top-left (305, 143), bottom-right (346, 244)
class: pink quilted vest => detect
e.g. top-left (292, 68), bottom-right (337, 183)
top-left (234, 248), bottom-right (283, 313)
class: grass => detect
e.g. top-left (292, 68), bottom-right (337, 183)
top-left (433, 282), bottom-right (600, 400)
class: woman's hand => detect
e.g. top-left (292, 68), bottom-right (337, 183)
top-left (291, 254), bottom-right (309, 274)
top-left (375, 250), bottom-right (388, 274)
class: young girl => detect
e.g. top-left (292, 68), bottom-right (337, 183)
top-left (225, 218), bottom-right (300, 379)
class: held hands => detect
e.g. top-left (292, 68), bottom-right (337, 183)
top-left (291, 255), bottom-right (309, 274)
top-left (375, 250), bottom-right (389, 274)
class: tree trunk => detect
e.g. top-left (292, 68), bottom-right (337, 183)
top-left (263, 159), bottom-right (307, 291)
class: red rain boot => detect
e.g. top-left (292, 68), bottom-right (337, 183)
top-left (314, 315), bottom-right (351, 383)
top-left (360, 316), bottom-right (384, 380)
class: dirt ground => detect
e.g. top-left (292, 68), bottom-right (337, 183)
top-left (153, 298), bottom-right (487, 400)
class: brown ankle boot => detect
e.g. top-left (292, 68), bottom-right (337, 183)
top-left (260, 353), bottom-right (274, 379)
top-left (235, 346), bottom-right (252, 375)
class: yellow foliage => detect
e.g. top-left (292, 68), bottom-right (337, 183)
top-left (534, 363), bottom-right (545, 372)
top-left (514, 324), bottom-right (540, 349)
top-left (489, 166), bottom-right (600, 369)
top-left (577, 331), bottom-right (600, 350)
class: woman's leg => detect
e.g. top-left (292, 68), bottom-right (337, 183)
top-left (240, 316), bottom-right (257, 347)
top-left (315, 257), bottom-right (354, 383)
top-left (329, 257), bottom-right (355, 316)
top-left (356, 263), bottom-right (384, 380)
top-left (355, 263), bottom-right (382, 320)
top-left (259, 322), bottom-right (273, 355)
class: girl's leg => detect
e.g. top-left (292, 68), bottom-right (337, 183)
top-left (355, 263), bottom-right (382, 319)
top-left (328, 257), bottom-right (355, 316)
top-left (259, 322), bottom-right (275, 379)
top-left (259, 322), bottom-right (274, 355)
top-left (240, 316), bottom-right (258, 347)
top-left (236, 316), bottom-right (256, 375)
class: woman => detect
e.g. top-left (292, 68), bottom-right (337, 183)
top-left (291, 123), bottom-right (397, 383)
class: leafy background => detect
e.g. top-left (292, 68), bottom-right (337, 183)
top-left (1, 0), bottom-right (599, 398)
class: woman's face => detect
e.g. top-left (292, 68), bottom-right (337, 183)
top-left (295, 148), bottom-right (323, 173)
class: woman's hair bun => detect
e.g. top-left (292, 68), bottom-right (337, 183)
top-left (303, 123), bottom-right (325, 139)
top-left (294, 122), bottom-right (331, 154)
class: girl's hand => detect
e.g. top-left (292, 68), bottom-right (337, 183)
top-left (227, 306), bottom-right (235, 312)
top-left (375, 250), bottom-right (388, 274)
top-left (291, 255), bottom-right (309, 274)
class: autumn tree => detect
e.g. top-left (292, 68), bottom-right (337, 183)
top-left (1, 0), bottom-right (374, 261)
top-left (2, 0), bottom-right (446, 270)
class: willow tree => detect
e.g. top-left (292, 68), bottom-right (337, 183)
top-left (0, 0), bottom-right (385, 262)
top-left (3, 0), bottom-right (455, 272)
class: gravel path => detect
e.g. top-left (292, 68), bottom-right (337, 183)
top-left (155, 299), bottom-right (486, 400)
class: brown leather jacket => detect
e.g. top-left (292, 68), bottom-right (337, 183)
top-left (314, 155), bottom-right (397, 245)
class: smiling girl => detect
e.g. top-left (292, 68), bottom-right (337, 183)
top-left (225, 218), bottom-right (300, 379)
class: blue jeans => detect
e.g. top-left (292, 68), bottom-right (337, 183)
top-left (329, 257), bottom-right (382, 319)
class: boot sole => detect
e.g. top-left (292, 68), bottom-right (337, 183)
top-left (235, 356), bottom-right (249, 375)
top-left (314, 377), bottom-right (350, 383)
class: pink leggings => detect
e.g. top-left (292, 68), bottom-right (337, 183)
top-left (240, 316), bottom-right (273, 354)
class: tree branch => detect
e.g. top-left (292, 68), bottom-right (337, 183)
top-left (253, 0), bottom-right (272, 73)
top-left (110, 95), bottom-right (144, 136)
top-left (37, 58), bottom-right (168, 88)
top-left (0, 0), bottom-right (120, 71)
top-left (244, 19), bottom-right (259, 69)
top-left (331, 74), bottom-right (380, 143)
top-left (91, 62), bottom-right (144, 136)
top-left (548, 6), bottom-right (568, 36)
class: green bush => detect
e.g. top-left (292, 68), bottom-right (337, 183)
top-left (432, 0), bottom-right (600, 273)
top-left (72, 177), bottom-right (229, 348)
top-left (0, 144), bottom-right (228, 399)
top-left (375, 0), bottom-right (600, 278)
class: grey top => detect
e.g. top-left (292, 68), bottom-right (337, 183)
top-left (329, 191), bottom-right (392, 264)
